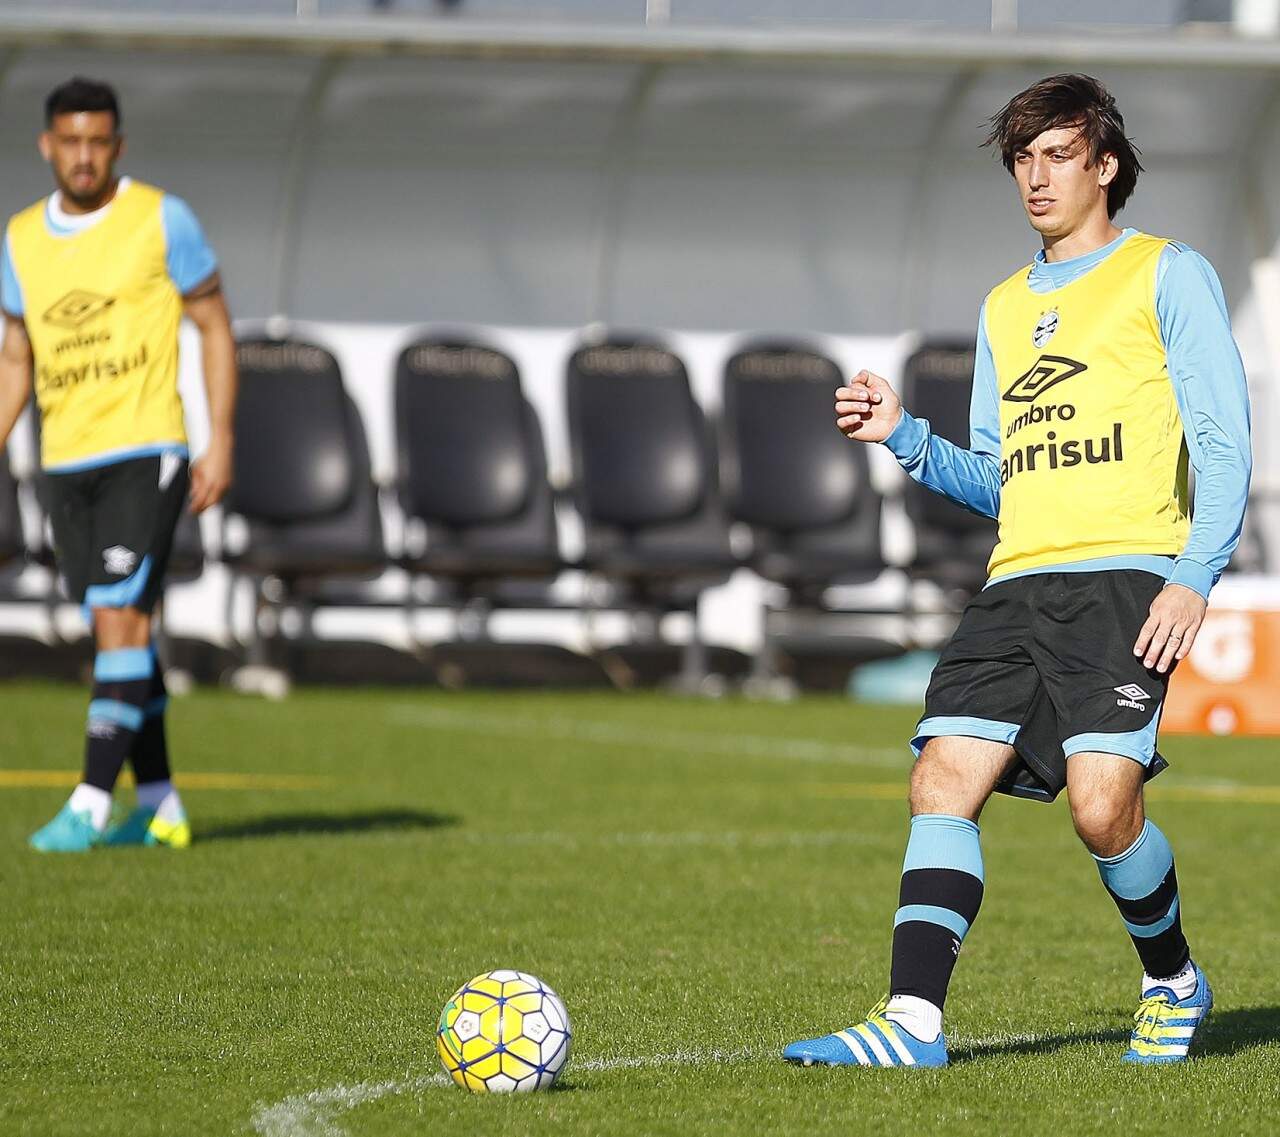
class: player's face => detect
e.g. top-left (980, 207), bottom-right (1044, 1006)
top-left (38, 111), bottom-right (123, 209)
top-left (1012, 125), bottom-right (1116, 239)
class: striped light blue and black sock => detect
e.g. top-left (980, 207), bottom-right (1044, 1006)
top-left (83, 648), bottom-right (153, 794)
top-left (889, 814), bottom-right (985, 1010)
top-left (130, 643), bottom-right (172, 787)
top-left (1095, 819), bottom-right (1190, 980)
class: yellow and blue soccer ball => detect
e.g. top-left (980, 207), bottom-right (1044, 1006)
top-left (436, 970), bottom-right (572, 1093)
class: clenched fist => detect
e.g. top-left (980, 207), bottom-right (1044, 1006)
top-left (835, 370), bottom-right (903, 444)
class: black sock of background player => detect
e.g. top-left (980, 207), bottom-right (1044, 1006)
top-left (130, 646), bottom-right (172, 786)
top-left (83, 648), bottom-right (153, 793)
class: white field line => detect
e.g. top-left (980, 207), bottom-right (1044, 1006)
top-left (250, 1048), bottom-right (760, 1137)
top-left (250, 1074), bottom-right (451, 1137)
top-left (251, 1034), bottom-right (1059, 1137)
top-left (388, 706), bottom-right (909, 769)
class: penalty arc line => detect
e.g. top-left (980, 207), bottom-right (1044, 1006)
top-left (250, 1034), bottom-right (1058, 1137)
top-left (250, 1048), bottom-right (762, 1137)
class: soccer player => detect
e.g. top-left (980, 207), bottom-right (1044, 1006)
top-left (784, 75), bottom-right (1250, 1067)
top-left (0, 77), bottom-right (237, 852)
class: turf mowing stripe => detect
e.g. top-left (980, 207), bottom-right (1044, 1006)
top-left (805, 782), bottom-right (910, 800)
top-left (0, 770), bottom-right (333, 791)
top-left (387, 706), bottom-right (909, 768)
top-left (250, 1048), bottom-right (763, 1137)
top-left (457, 829), bottom-right (889, 849)
top-left (1147, 784), bottom-right (1280, 804)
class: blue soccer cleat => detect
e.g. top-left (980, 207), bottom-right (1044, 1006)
top-left (29, 804), bottom-right (102, 853)
top-left (1123, 964), bottom-right (1213, 1064)
top-left (783, 1000), bottom-right (949, 1068)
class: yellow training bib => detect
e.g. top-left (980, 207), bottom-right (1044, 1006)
top-left (6, 181), bottom-right (186, 469)
top-left (984, 232), bottom-right (1189, 580)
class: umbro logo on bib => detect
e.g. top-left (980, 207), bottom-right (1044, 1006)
top-left (1032, 309), bottom-right (1059, 348)
top-left (42, 289), bottom-right (115, 330)
top-left (1003, 355), bottom-right (1087, 402)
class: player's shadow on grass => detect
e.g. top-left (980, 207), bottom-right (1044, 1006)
top-left (953, 1028), bottom-right (1127, 1062)
top-left (198, 810), bottom-right (460, 842)
top-left (1196, 1007), bottom-right (1280, 1058)
top-left (955, 1006), bottom-right (1280, 1062)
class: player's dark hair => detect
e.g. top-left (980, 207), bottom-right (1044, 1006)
top-left (45, 77), bottom-right (121, 130)
top-left (984, 73), bottom-right (1141, 218)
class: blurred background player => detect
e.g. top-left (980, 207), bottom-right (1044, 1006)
top-left (0, 77), bottom-right (237, 852)
top-left (784, 74), bottom-right (1251, 1068)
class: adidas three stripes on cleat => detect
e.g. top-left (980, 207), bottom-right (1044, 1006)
top-left (783, 1000), bottom-right (949, 1068)
top-left (1124, 964), bottom-right (1213, 1064)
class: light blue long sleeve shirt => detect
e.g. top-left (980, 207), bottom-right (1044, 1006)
top-left (884, 228), bottom-right (1252, 599)
top-left (1, 187), bottom-right (217, 317)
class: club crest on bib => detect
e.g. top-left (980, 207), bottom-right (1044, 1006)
top-left (1032, 309), bottom-right (1059, 348)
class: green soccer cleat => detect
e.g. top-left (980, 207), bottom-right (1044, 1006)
top-left (29, 804), bottom-right (102, 853)
top-left (103, 806), bottom-right (192, 849)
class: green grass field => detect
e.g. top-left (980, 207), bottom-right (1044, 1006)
top-left (2, 683), bottom-right (1277, 1136)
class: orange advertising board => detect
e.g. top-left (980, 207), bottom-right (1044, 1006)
top-left (1163, 578), bottom-right (1280, 736)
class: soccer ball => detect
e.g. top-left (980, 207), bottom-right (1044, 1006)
top-left (436, 970), bottom-right (572, 1093)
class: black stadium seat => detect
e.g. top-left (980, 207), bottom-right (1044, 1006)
top-left (223, 336), bottom-right (385, 668)
top-left (395, 337), bottom-right (559, 587)
top-left (0, 448), bottom-right (22, 567)
top-left (722, 342), bottom-right (890, 685)
top-left (226, 337), bottom-right (384, 578)
top-left (0, 445), bottom-right (67, 681)
top-left (723, 341), bottom-right (883, 596)
top-left (166, 507), bottom-right (205, 585)
top-left (901, 340), bottom-right (997, 598)
top-left (568, 336), bottom-right (735, 581)
top-left (567, 336), bottom-right (735, 683)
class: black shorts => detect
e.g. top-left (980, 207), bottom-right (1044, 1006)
top-left (41, 451), bottom-right (190, 615)
top-left (913, 570), bottom-right (1172, 803)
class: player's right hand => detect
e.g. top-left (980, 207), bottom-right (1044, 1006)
top-left (835, 370), bottom-right (903, 444)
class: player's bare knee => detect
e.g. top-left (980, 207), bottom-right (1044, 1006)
top-left (1067, 753), bottom-right (1146, 856)
top-left (1069, 788), bottom-right (1143, 857)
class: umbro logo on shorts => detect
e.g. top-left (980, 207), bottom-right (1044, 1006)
top-left (1114, 683), bottom-right (1152, 710)
top-left (102, 545), bottom-right (137, 576)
